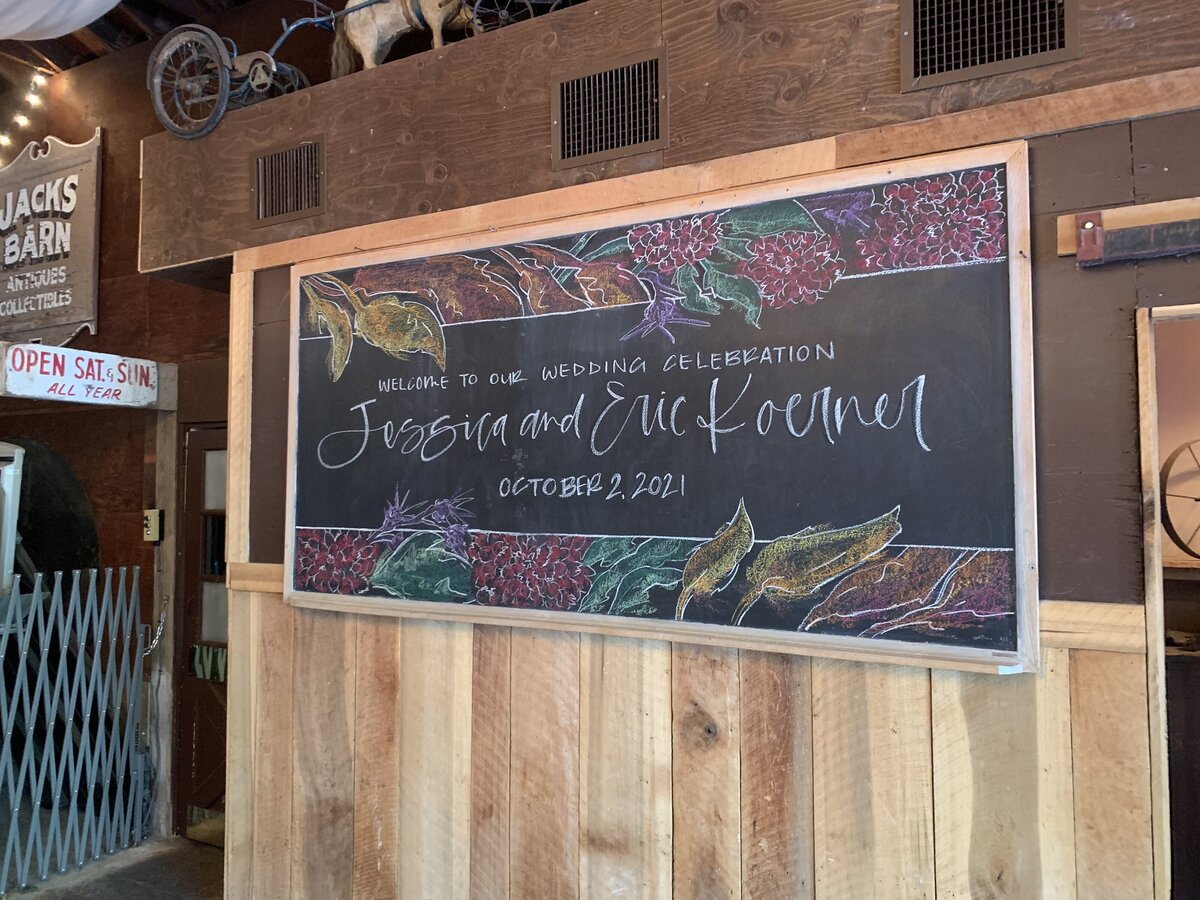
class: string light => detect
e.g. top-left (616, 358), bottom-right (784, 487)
top-left (1, 71), bottom-right (50, 166)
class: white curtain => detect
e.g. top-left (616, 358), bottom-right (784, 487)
top-left (0, 0), bottom-right (122, 40)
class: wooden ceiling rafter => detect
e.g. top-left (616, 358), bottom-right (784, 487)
top-left (0, 44), bottom-right (62, 77)
top-left (67, 29), bottom-right (113, 58)
top-left (110, 3), bottom-right (165, 40)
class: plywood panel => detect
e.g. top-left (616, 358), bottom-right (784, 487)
top-left (1071, 650), bottom-right (1155, 899)
top-left (812, 661), bottom-right (934, 900)
top-left (1030, 211), bottom-right (1143, 603)
top-left (140, 0), bottom-right (660, 273)
top-left (352, 617), bottom-right (401, 899)
top-left (251, 592), bottom-right (295, 899)
top-left (470, 625), bottom-right (511, 900)
top-left (509, 630), bottom-right (580, 900)
top-left (291, 609), bottom-right (357, 898)
top-left (739, 652), bottom-right (814, 900)
top-left (398, 620), bottom-right (474, 900)
top-left (931, 648), bottom-right (1076, 899)
top-left (579, 635), bottom-right (672, 898)
top-left (671, 645), bottom-right (740, 899)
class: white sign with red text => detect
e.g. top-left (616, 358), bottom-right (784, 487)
top-left (0, 343), bottom-right (158, 407)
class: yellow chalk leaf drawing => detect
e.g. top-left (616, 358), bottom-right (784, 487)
top-left (733, 506), bottom-right (902, 626)
top-left (354, 295), bottom-right (447, 371)
top-left (301, 280), bottom-right (354, 382)
top-left (676, 498), bottom-right (754, 620)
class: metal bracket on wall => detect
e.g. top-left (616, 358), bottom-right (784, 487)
top-left (1057, 196), bottom-right (1200, 266)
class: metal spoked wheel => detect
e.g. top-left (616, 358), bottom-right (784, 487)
top-left (271, 62), bottom-right (311, 96)
top-left (467, 0), bottom-right (537, 33)
top-left (148, 25), bottom-right (231, 139)
top-left (1163, 438), bottom-right (1200, 560)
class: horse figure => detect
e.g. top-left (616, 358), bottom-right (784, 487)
top-left (331, 0), bottom-right (471, 76)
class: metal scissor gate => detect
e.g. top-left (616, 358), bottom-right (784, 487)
top-left (0, 569), bottom-right (149, 894)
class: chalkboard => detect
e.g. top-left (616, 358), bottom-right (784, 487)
top-left (287, 144), bottom-right (1036, 672)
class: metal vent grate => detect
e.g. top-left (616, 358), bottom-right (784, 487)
top-left (901, 0), bottom-right (1080, 91)
top-left (552, 49), bottom-right (668, 169)
top-left (253, 139), bottom-right (324, 225)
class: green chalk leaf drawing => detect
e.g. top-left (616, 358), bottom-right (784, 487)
top-left (701, 260), bottom-right (763, 326)
top-left (673, 264), bottom-right (723, 316)
top-left (580, 537), bottom-right (693, 615)
top-left (370, 532), bottom-right (472, 601)
top-left (722, 198), bottom-right (818, 239)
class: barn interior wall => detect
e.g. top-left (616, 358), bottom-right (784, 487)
top-left (116, 0), bottom-right (1200, 893)
top-left (219, 106), bottom-right (1189, 897)
top-left (0, 0), bottom-right (340, 606)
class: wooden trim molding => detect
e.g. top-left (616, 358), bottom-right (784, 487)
top-left (228, 562), bottom-right (287, 594)
top-left (1039, 600), bottom-right (1146, 653)
top-left (227, 565), bottom-right (1149, 657)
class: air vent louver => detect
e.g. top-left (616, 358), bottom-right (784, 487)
top-left (552, 49), bottom-right (668, 169)
top-left (253, 140), bottom-right (324, 226)
top-left (902, 0), bottom-right (1080, 91)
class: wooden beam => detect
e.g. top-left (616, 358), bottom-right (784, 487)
top-left (70, 28), bottom-right (113, 58)
top-left (223, 66), bottom-right (1200, 279)
top-left (1056, 196), bottom-right (1200, 256)
top-left (111, 4), bottom-right (160, 40)
top-left (1040, 600), bottom-right (1146, 653)
top-left (836, 66), bottom-right (1200, 168)
top-left (1137, 308), bottom-right (1171, 899)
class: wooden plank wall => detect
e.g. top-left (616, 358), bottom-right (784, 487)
top-left (220, 114), bottom-right (1178, 897)
top-left (139, 0), bottom-right (1200, 273)
top-left (224, 589), bottom-right (1155, 899)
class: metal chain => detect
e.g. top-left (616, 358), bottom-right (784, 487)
top-left (143, 600), bottom-right (168, 657)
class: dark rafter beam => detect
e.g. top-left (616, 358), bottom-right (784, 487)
top-left (0, 43), bottom-right (63, 76)
top-left (122, 0), bottom-right (185, 35)
top-left (70, 29), bottom-right (113, 58)
top-left (110, 4), bottom-right (161, 39)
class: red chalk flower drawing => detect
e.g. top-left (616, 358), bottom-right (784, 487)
top-left (294, 529), bottom-right (380, 594)
top-left (736, 231), bottom-right (847, 307)
top-left (467, 534), bottom-right (594, 611)
top-left (857, 169), bottom-right (1006, 272)
top-left (628, 212), bottom-right (725, 275)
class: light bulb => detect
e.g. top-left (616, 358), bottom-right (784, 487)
top-left (25, 93), bottom-right (39, 107)
top-left (13, 114), bottom-right (28, 128)
top-left (31, 74), bottom-right (46, 87)
top-left (0, 135), bottom-right (11, 147)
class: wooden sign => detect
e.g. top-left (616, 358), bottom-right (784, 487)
top-left (287, 143), bottom-right (1036, 672)
top-left (0, 343), bottom-right (158, 407)
top-left (0, 129), bottom-right (101, 345)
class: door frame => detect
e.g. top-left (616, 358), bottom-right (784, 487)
top-left (1137, 302), bottom-right (1200, 900)
top-left (172, 422), bottom-right (230, 837)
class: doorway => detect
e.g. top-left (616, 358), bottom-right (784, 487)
top-left (173, 425), bottom-right (228, 845)
top-left (1143, 305), bottom-right (1200, 897)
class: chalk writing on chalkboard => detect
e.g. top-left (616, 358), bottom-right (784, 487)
top-left (291, 163), bottom-right (1024, 655)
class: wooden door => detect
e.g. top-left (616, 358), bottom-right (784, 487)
top-left (174, 425), bottom-right (228, 844)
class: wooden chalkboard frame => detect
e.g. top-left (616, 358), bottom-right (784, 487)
top-left (285, 141), bottom-right (1036, 674)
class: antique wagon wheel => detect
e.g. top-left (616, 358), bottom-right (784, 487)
top-left (270, 62), bottom-right (311, 96)
top-left (147, 25), bottom-right (231, 139)
top-left (1162, 438), bottom-right (1200, 560)
top-left (467, 0), bottom-right (536, 32)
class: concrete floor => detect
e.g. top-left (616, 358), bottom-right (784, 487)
top-left (17, 839), bottom-right (222, 899)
